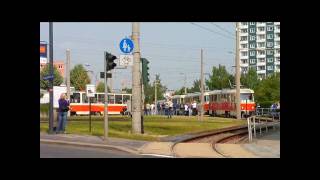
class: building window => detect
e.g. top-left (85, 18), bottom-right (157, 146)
top-left (258, 27), bottom-right (265, 32)
top-left (276, 57), bottom-right (280, 62)
top-left (241, 67), bottom-right (248, 72)
top-left (250, 22), bottom-right (255, 25)
top-left (241, 59), bottom-right (248, 64)
top-left (241, 22), bottom-right (248, 26)
top-left (258, 34), bottom-right (265, 40)
top-left (267, 25), bottom-right (274, 31)
top-left (250, 59), bottom-right (256, 64)
top-left (241, 51), bottom-right (248, 56)
top-left (249, 51), bottom-right (256, 56)
top-left (276, 49), bottom-right (280, 54)
top-left (275, 41), bottom-right (280, 46)
top-left (258, 50), bottom-right (265, 55)
top-left (241, 44), bottom-right (248, 49)
top-left (249, 28), bottom-right (255, 33)
top-left (258, 58), bottom-right (265, 62)
top-left (267, 42), bottom-right (273, 47)
top-left (258, 66), bottom-right (265, 70)
top-left (267, 34), bottom-right (274, 39)
top-left (249, 43), bottom-right (256, 48)
top-left (267, 50), bottom-right (274, 55)
top-left (240, 36), bottom-right (248, 41)
top-left (267, 58), bottom-right (274, 63)
top-left (241, 29), bottom-right (248, 33)
top-left (258, 42), bottom-right (265, 48)
top-left (267, 65), bottom-right (274, 70)
top-left (276, 25), bottom-right (280, 30)
top-left (249, 35), bottom-right (256, 41)
top-left (276, 65), bottom-right (280, 69)
top-left (275, 33), bottom-right (280, 38)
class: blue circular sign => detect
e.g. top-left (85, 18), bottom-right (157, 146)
top-left (119, 38), bottom-right (134, 54)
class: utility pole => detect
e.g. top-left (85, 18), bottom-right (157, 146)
top-left (66, 49), bottom-right (71, 117)
top-left (154, 76), bottom-right (158, 115)
top-left (110, 69), bottom-right (113, 93)
top-left (235, 22), bottom-right (241, 119)
top-left (184, 74), bottom-right (187, 94)
top-left (48, 22), bottom-right (54, 134)
top-left (104, 51), bottom-right (109, 140)
top-left (200, 49), bottom-right (204, 121)
top-left (132, 22), bottom-right (142, 134)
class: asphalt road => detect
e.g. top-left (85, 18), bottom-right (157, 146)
top-left (40, 143), bottom-right (158, 158)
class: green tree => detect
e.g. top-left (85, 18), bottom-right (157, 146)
top-left (206, 65), bottom-right (233, 90)
top-left (254, 73), bottom-right (280, 107)
top-left (122, 87), bottom-right (132, 94)
top-left (70, 64), bottom-right (91, 91)
top-left (40, 64), bottom-right (63, 89)
top-left (174, 86), bottom-right (188, 95)
top-left (143, 74), bottom-right (167, 104)
top-left (241, 67), bottom-right (260, 89)
top-left (96, 81), bottom-right (110, 92)
top-left (189, 79), bottom-right (200, 93)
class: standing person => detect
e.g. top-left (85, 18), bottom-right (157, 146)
top-left (192, 100), bottom-right (197, 116)
top-left (168, 98), bottom-right (173, 118)
top-left (164, 100), bottom-right (169, 117)
top-left (157, 102), bottom-right (161, 115)
top-left (188, 103), bottom-right (192, 116)
top-left (151, 103), bottom-right (155, 115)
top-left (184, 103), bottom-right (189, 116)
top-left (146, 103), bottom-right (151, 115)
top-left (57, 93), bottom-right (70, 134)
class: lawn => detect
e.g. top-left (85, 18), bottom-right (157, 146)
top-left (40, 115), bottom-right (246, 141)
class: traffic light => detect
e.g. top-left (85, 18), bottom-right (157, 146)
top-left (141, 58), bottom-right (150, 86)
top-left (105, 52), bottom-right (117, 71)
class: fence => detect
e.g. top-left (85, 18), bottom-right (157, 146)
top-left (247, 115), bottom-right (280, 142)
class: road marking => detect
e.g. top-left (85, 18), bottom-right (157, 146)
top-left (140, 154), bottom-right (175, 158)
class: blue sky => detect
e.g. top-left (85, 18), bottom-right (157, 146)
top-left (40, 22), bottom-right (236, 91)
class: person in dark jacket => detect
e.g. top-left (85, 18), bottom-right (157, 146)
top-left (57, 93), bottom-right (70, 134)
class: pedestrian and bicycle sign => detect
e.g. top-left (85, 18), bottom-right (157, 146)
top-left (119, 38), bottom-right (134, 54)
top-left (43, 75), bottom-right (54, 80)
top-left (119, 55), bottom-right (133, 66)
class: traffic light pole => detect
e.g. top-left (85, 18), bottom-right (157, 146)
top-left (200, 49), bottom-right (204, 121)
top-left (132, 22), bottom-right (142, 134)
top-left (48, 22), bottom-right (54, 134)
top-left (236, 22), bottom-right (241, 120)
top-left (104, 51), bottom-right (109, 140)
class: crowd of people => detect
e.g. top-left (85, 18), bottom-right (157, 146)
top-left (144, 98), bottom-right (201, 118)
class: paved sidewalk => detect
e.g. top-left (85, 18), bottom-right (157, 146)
top-left (40, 132), bottom-right (148, 154)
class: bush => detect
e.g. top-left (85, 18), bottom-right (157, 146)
top-left (257, 101), bottom-right (273, 108)
top-left (40, 103), bottom-right (49, 114)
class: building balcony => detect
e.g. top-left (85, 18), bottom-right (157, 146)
top-left (256, 38), bottom-right (266, 42)
top-left (274, 61), bottom-right (280, 65)
top-left (257, 70), bottom-right (266, 74)
top-left (256, 30), bottom-right (265, 35)
top-left (274, 53), bottom-right (280, 57)
top-left (274, 28), bottom-right (280, 33)
top-left (257, 54), bottom-right (266, 58)
top-left (274, 22), bottom-right (280, 25)
top-left (257, 61), bottom-right (266, 66)
top-left (240, 63), bottom-right (249, 67)
top-left (239, 24), bottom-right (248, 28)
top-left (256, 23), bottom-right (265, 27)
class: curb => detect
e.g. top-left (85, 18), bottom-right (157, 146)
top-left (40, 139), bottom-right (139, 155)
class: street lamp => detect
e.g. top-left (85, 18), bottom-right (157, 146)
top-left (84, 63), bottom-right (96, 85)
top-left (179, 73), bottom-right (187, 94)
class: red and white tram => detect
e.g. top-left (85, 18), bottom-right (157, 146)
top-left (207, 88), bottom-right (255, 118)
top-left (69, 92), bottom-right (131, 116)
top-left (171, 88), bottom-right (255, 118)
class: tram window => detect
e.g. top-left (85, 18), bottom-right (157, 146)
top-left (108, 95), bottom-right (115, 104)
top-left (115, 95), bottom-right (122, 104)
top-left (123, 95), bottom-right (130, 104)
top-left (82, 93), bottom-right (88, 103)
top-left (97, 94), bottom-right (105, 103)
top-left (241, 93), bottom-right (253, 101)
top-left (70, 93), bottom-right (80, 103)
top-left (90, 96), bottom-right (97, 103)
